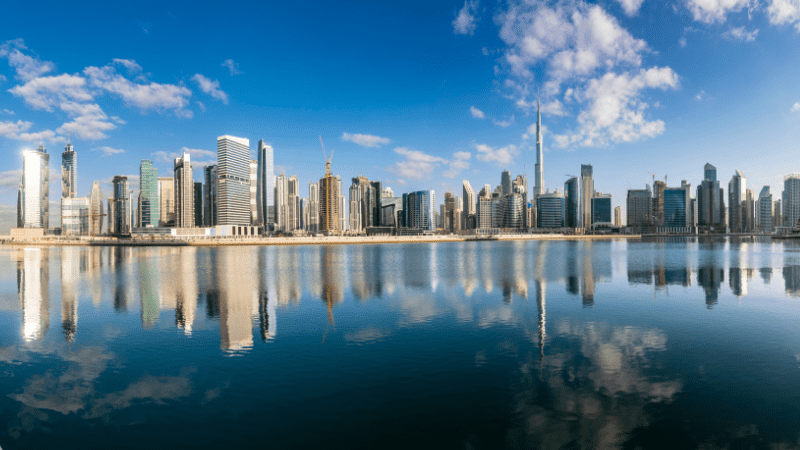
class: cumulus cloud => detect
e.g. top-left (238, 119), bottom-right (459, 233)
top-left (723, 26), bottom-right (759, 41)
top-left (8, 73), bottom-right (93, 111)
top-left (0, 119), bottom-right (59, 143)
top-left (191, 74), bottom-right (228, 104)
top-left (453, 0), bottom-right (480, 35)
top-left (791, 102), bottom-right (800, 112)
top-left (56, 102), bottom-right (116, 140)
top-left (474, 143), bottom-right (519, 165)
top-left (767, 0), bottom-right (800, 30)
top-left (493, 116), bottom-right (515, 127)
top-left (222, 59), bottom-right (242, 75)
top-left (444, 151), bottom-right (472, 178)
top-left (685, 0), bottom-right (750, 23)
top-left (112, 58), bottom-right (143, 74)
top-left (341, 132), bottom-right (390, 148)
top-left (84, 64), bottom-right (193, 116)
top-left (95, 146), bottom-right (125, 156)
top-left (0, 39), bottom-right (55, 82)
top-left (3, 109), bottom-right (15, 115)
top-left (617, 0), bottom-right (645, 16)
top-left (388, 147), bottom-right (448, 180)
top-left (469, 105), bottom-right (486, 119)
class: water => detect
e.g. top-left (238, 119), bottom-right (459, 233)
top-left (1, 238), bottom-right (800, 449)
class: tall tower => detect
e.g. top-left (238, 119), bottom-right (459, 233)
top-left (89, 181), bottom-right (104, 235)
top-left (580, 164), bottom-right (593, 230)
top-left (22, 145), bottom-right (50, 229)
top-left (534, 97), bottom-right (544, 197)
top-left (61, 141), bottom-right (76, 198)
top-left (173, 152), bottom-right (194, 228)
top-left (319, 160), bottom-right (341, 233)
top-left (216, 135), bottom-right (251, 226)
top-left (139, 160), bottom-right (159, 228)
top-left (256, 140), bottom-right (274, 230)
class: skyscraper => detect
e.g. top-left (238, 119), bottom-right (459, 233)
top-left (308, 182), bottom-right (320, 233)
top-left (462, 180), bottom-right (475, 230)
top-left (174, 152), bottom-right (194, 228)
top-left (783, 174), bottom-right (800, 229)
top-left (204, 165), bottom-right (218, 226)
top-left (194, 182), bottom-right (203, 227)
top-left (591, 195), bottom-right (612, 228)
top-left (112, 176), bottom-right (131, 235)
top-left (698, 163), bottom-right (724, 229)
top-left (663, 186), bottom-right (691, 228)
top-left (580, 165), bottom-right (593, 230)
top-left (534, 97), bottom-right (544, 197)
top-left (217, 135), bottom-right (251, 226)
top-left (159, 177), bottom-right (175, 227)
top-left (614, 206), bottom-right (622, 227)
top-left (402, 190), bottom-right (435, 230)
top-left (250, 160), bottom-right (258, 226)
top-left (89, 181), bottom-right (104, 235)
top-left (139, 160), bottom-right (159, 228)
top-left (537, 190), bottom-right (565, 229)
top-left (22, 145), bottom-right (49, 229)
top-left (274, 174), bottom-right (288, 232)
top-left (319, 160), bottom-right (342, 233)
top-left (729, 170), bottom-right (746, 233)
top-left (61, 141), bottom-right (76, 199)
top-left (627, 186), bottom-right (652, 228)
top-left (256, 140), bottom-right (274, 230)
top-left (288, 175), bottom-right (300, 231)
top-left (501, 170), bottom-right (512, 196)
top-left (565, 176), bottom-right (582, 228)
top-left (758, 186), bottom-right (773, 233)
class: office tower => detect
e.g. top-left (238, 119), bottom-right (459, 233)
top-left (382, 187), bottom-right (394, 198)
top-left (653, 180), bottom-right (666, 227)
top-left (534, 97), bottom-right (544, 197)
top-left (758, 186), bottom-right (773, 233)
top-left (381, 196), bottom-right (403, 227)
top-left (319, 157), bottom-right (342, 232)
top-left (627, 186), bottom-right (652, 228)
top-left (591, 195), bottom-right (612, 227)
top-left (614, 206), bottom-right (622, 227)
top-left (274, 174), bottom-right (288, 232)
top-left (250, 160), bottom-right (258, 226)
top-left (22, 145), bottom-right (49, 229)
top-left (663, 186), bottom-right (691, 228)
top-left (682, 180), bottom-right (695, 226)
top-left (288, 175), bottom-right (300, 231)
top-left (513, 175), bottom-right (529, 228)
top-left (204, 165), bottom-right (218, 226)
top-left (256, 140), bottom-right (275, 230)
top-left (698, 163), bottom-right (724, 229)
top-left (89, 181), bottom-right (104, 235)
top-left (107, 197), bottom-right (115, 234)
top-left (308, 182), bottom-right (320, 232)
top-left (462, 180), bottom-right (475, 230)
top-left (401, 190), bottom-right (435, 230)
top-left (174, 152), bottom-right (194, 228)
top-left (61, 197), bottom-right (89, 236)
top-left (139, 160), bottom-right (159, 228)
top-left (16, 181), bottom-right (23, 228)
top-left (502, 193), bottom-right (523, 228)
top-left (564, 176), bottom-right (582, 228)
top-left (774, 199), bottom-right (783, 228)
top-left (580, 164), bottom-right (593, 230)
top-left (337, 176), bottom-right (347, 232)
top-left (349, 178), bottom-right (364, 232)
top-left (217, 135), bottom-right (251, 226)
top-left (744, 188), bottom-right (755, 232)
top-left (61, 141), bottom-right (76, 198)
top-left (194, 182), bottom-right (203, 227)
top-left (444, 192), bottom-right (461, 232)
top-left (476, 191), bottom-right (492, 229)
top-left (300, 198), bottom-right (308, 230)
top-left (349, 176), bottom-right (382, 233)
top-left (491, 193), bottom-right (503, 228)
top-left (159, 177), bottom-right (175, 227)
top-left (501, 170), bottom-right (512, 195)
top-left (784, 174), bottom-right (800, 229)
top-left (537, 190), bottom-right (565, 228)
top-left (112, 176), bottom-right (131, 235)
top-left (728, 170), bottom-right (746, 233)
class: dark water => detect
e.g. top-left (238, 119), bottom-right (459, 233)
top-left (2, 238), bottom-right (800, 449)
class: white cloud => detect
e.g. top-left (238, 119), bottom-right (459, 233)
top-left (493, 115), bottom-right (515, 127)
top-left (469, 105), bottom-right (486, 119)
top-left (685, 0), bottom-right (750, 23)
top-left (453, 151), bottom-right (472, 160)
top-left (95, 146), bottom-right (125, 156)
top-left (723, 26), bottom-right (759, 41)
top-left (617, 0), bottom-right (645, 16)
top-left (0, 119), bottom-right (59, 143)
top-left (791, 102), bottom-right (800, 112)
top-left (152, 147), bottom-right (216, 166)
top-left (695, 90), bottom-right (706, 101)
top-left (1, 109), bottom-right (13, 115)
top-left (388, 147), bottom-right (448, 180)
top-left (341, 132), bottom-right (390, 148)
top-left (191, 74), bottom-right (228, 104)
top-left (474, 143), bottom-right (519, 165)
top-left (0, 169), bottom-right (23, 192)
top-left (222, 59), bottom-right (242, 75)
top-left (0, 74), bottom-right (5, 84)
top-left (679, 36), bottom-right (688, 47)
top-left (766, 0), bottom-right (800, 30)
top-left (453, 0), bottom-right (480, 35)
top-left (84, 64), bottom-right (193, 116)
top-left (0, 120), bottom-right (32, 138)
top-left (0, 39), bottom-right (55, 82)
top-left (8, 73), bottom-right (93, 111)
top-left (444, 152), bottom-right (472, 178)
top-left (56, 102), bottom-right (116, 140)
top-left (112, 58), bottom-right (143, 73)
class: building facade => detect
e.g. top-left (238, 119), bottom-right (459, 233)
top-left (112, 176), bottom-right (131, 236)
top-left (591, 195), bottom-right (612, 227)
top-left (217, 135), bottom-right (251, 226)
top-left (204, 165), bottom-right (218, 227)
top-left (255, 140), bottom-right (275, 230)
top-left (139, 160), bottom-right (159, 228)
top-left (61, 142), bottom-right (76, 199)
top-left (22, 145), bottom-right (49, 229)
top-left (784, 174), bottom-right (800, 229)
top-left (159, 177), bottom-right (175, 227)
top-left (537, 190), bottom-right (565, 229)
top-left (174, 153), bottom-right (194, 228)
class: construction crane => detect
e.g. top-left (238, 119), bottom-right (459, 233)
top-left (319, 135), bottom-right (334, 173)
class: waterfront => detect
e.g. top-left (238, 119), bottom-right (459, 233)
top-left (2, 238), bottom-right (800, 449)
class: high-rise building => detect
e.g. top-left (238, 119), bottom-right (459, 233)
top-left (319, 160), bottom-right (342, 233)
top-left (337, 176), bottom-right (346, 232)
top-left (614, 206), bottom-right (622, 227)
top-left (462, 180), bottom-right (476, 230)
top-left (502, 193), bottom-right (523, 228)
top-left (112, 176), bottom-right (131, 235)
top-left (22, 145), bottom-right (49, 229)
top-left (194, 182), bottom-right (203, 227)
top-left (308, 182), bottom-right (320, 233)
top-left (204, 165), bottom-right (218, 227)
top-left (16, 181), bottom-right (23, 228)
top-left (565, 177), bottom-right (582, 228)
top-left (217, 135), bottom-right (251, 226)
top-left (274, 174), bottom-right (288, 232)
top-left (758, 186), bottom-right (773, 233)
top-left (444, 192), bottom-right (462, 232)
top-left (107, 196), bottom-right (115, 235)
top-left (537, 190), bottom-right (565, 229)
top-left (139, 160), bottom-right (159, 228)
top-left (288, 175), bottom-right (300, 231)
top-left (89, 181), bottom-right (104, 235)
top-left (501, 170), bottom-right (512, 196)
top-left (250, 160), bottom-right (258, 226)
top-left (728, 170), bottom-right (746, 233)
top-left (744, 188), bottom-right (755, 232)
top-left (348, 176), bottom-right (382, 233)
top-left (627, 186), bottom-right (652, 229)
top-left (159, 177), bottom-right (175, 227)
top-left (783, 174), bottom-right (800, 229)
top-left (255, 140), bottom-right (274, 230)
top-left (476, 190), bottom-right (492, 229)
top-left (174, 152), bottom-right (194, 228)
top-left (653, 180), bottom-right (666, 227)
top-left (591, 195), bottom-right (612, 227)
top-left (580, 164), bottom-right (593, 230)
top-left (61, 197), bottom-right (89, 236)
top-left (513, 175), bottom-right (529, 228)
top-left (698, 163), bottom-right (724, 229)
top-left (300, 198), bottom-right (307, 230)
top-left (61, 141), bottom-right (76, 199)
top-left (534, 97), bottom-right (544, 197)
top-left (682, 180), bottom-right (695, 227)
top-left (401, 190), bottom-right (435, 230)
top-left (663, 186), bottom-right (691, 228)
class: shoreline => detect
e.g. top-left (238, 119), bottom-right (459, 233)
top-left (0, 233), bottom-right (642, 247)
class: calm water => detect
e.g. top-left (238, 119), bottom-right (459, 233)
top-left (2, 238), bottom-right (800, 449)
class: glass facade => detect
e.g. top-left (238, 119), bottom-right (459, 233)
top-left (537, 193), bottom-right (565, 229)
top-left (565, 177), bottom-right (581, 228)
top-left (591, 196), bottom-right (612, 225)
top-left (663, 189), bottom-right (687, 228)
top-left (139, 160), bottom-right (159, 227)
top-left (61, 197), bottom-right (90, 236)
top-left (217, 135), bottom-right (251, 226)
top-left (22, 146), bottom-right (49, 229)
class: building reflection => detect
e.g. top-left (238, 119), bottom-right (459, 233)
top-left (17, 248), bottom-right (50, 342)
top-left (350, 244), bottom-right (383, 301)
top-left (138, 249), bottom-right (161, 328)
top-left (257, 247), bottom-right (276, 341)
top-left (174, 248), bottom-right (198, 335)
top-left (217, 247), bottom-right (254, 353)
top-left (60, 247), bottom-right (79, 342)
top-left (321, 246), bottom-right (344, 325)
top-left (627, 239), bottom-right (692, 289)
top-left (783, 265), bottom-right (800, 298)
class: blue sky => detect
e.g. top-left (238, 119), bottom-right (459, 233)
top-left (1, 0), bottom-right (800, 231)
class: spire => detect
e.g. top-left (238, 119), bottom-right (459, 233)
top-left (534, 91), bottom-right (544, 197)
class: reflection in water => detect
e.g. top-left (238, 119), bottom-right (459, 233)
top-left (60, 247), bottom-right (79, 342)
top-left (217, 248), bottom-right (254, 353)
top-left (17, 248), bottom-right (49, 342)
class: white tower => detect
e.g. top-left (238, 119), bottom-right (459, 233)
top-left (534, 97), bottom-right (544, 198)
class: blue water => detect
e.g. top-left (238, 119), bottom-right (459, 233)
top-left (1, 238), bottom-right (800, 449)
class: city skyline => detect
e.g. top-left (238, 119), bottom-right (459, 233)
top-left (2, 1), bottom-right (800, 232)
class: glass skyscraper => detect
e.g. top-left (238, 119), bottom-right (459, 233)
top-left (402, 190), bottom-right (435, 231)
top-left (61, 142), bottom-right (76, 199)
top-left (256, 140), bottom-right (274, 231)
top-left (139, 160), bottom-right (159, 228)
top-left (22, 145), bottom-right (49, 229)
top-left (217, 135), bottom-right (251, 226)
